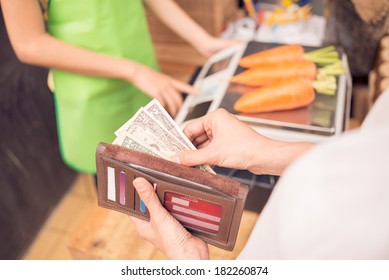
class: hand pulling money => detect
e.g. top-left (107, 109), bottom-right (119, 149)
top-left (96, 99), bottom-right (247, 251)
top-left (113, 99), bottom-right (215, 173)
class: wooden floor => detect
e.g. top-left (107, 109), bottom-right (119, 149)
top-left (22, 173), bottom-right (260, 260)
top-left (22, 174), bottom-right (97, 260)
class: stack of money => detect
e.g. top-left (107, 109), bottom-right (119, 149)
top-left (113, 99), bottom-right (214, 174)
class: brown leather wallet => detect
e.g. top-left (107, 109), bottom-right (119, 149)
top-left (96, 142), bottom-right (249, 251)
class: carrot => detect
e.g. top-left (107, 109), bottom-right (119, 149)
top-left (239, 45), bottom-right (305, 68)
top-left (230, 60), bottom-right (317, 87)
top-left (233, 78), bottom-right (315, 113)
top-left (240, 45), bottom-right (341, 68)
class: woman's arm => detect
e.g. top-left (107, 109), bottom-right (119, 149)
top-left (1, 0), bottom-right (138, 80)
top-left (144, 0), bottom-right (238, 58)
top-left (1, 0), bottom-right (197, 116)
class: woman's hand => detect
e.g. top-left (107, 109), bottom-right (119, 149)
top-left (172, 109), bottom-right (313, 175)
top-left (128, 62), bottom-right (198, 117)
top-left (195, 36), bottom-right (241, 58)
top-left (129, 177), bottom-right (210, 260)
top-left (144, 0), bottom-right (241, 59)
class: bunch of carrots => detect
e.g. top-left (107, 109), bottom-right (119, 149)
top-left (231, 44), bottom-right (345, 113)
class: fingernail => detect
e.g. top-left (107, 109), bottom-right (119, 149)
top-left (170, 155), bottom-right (181, 164)
top-left (133, 180), bottom-right (146, 192)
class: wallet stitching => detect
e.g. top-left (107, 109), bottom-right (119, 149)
top-left (105, 159), bottom-right (236, 243)
top-left (123, 162), bottom-right (227, 197)
top-left (103, 143), bottom-right (246, 198)
top-left (97, 146), bottom-right (244, 250)
top-left (104, 157), bottom-right (235, 204)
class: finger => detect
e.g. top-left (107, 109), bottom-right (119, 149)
top-left (171, 89), bottom-right (183, 109)
top-left (155, 96), bottom-right (166, 108)
top-left (128, 215), bottom-right (158, 242)
top-left (196, 139), bottom-right (211, 149)
top-left (221, 39), bottom-right (241, 48)
top-left (192, 133), bottom-right (209, 147)
top-left (128, 215), bottom-right (150, 235)
top-left (182, 115), bottom-right (209, 142)
top-left (168, 89), bottom-right (183, 116)
top-left (171, 147), bottom-right (215, 167)
top-left (133, 177), bottom-right (168, 217)
top-left (172, 80), bottom-right (199, 96)
top-left (163, 91), bottom-right (180, 117)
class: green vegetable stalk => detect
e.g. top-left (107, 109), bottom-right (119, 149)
top-left (306, 46), bottom-right (346, 95)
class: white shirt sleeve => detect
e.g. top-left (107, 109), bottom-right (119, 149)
top-left (238, 90), bottom-right (389, 259)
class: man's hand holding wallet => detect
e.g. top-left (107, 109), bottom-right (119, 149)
top-left (96, 99), bottom-right (248, 251)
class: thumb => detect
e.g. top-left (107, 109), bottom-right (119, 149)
top-left (171, 147), bottom-right (214, 167)
top-left (133, 177), bottom-right (165, 216)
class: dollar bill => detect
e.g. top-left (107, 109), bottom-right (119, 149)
top-left (118, 109), bottom-right (187, 157)
top-left (114, 107), bottom-right (143, 137)
top-left (144, 99), bottom-right (215, 174)
top-left (144, 100), bottom-right (190, 145)
top-left (113, 133), bottom-right (170, 160)
top-left (113, 99), bottom-right (215, 174)
top-left (114, 132), bottom-right (212, 172)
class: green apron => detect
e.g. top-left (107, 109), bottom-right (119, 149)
top-left (47, 0), bottom-right (158, 173)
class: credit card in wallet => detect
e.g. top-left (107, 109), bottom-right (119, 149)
top-left (165, 192), bottom-right (222, 234)
top-left (96, 142), bottom-right (249, 251)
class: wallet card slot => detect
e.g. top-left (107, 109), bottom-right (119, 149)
top-left (125, 162), bottom-right (229, 198)
top-left (164, 191), bottom-right (222, 235)
top-left (125, 172), bottom-right (135, 210)
top-left (107, 166), bottom-right (116, 202)
top-left (119, 170), bottom-right (126, 205)
top-left (114, 168), bottom-right (121, 204)
top-left (100, 159), bottom-right (143, 217)
top-left (122, 164), bottom-right (236, 245)
top-left (156, 183), bottom-right (235, 244)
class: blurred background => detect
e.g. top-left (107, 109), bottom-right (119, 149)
top-left (0, 0), bottom-right (383, 259)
